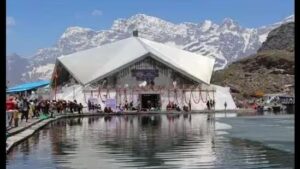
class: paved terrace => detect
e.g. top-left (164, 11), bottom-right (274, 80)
top-left (6, 109), bottom-right (255, 154)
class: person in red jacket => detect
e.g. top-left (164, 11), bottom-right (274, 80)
top-left (6, 97), bottom-right (17, 128)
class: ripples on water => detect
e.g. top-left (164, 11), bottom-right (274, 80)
top-left (6, 114), bottom-right (294, 169)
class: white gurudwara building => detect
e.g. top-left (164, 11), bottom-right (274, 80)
top-left (51, 32), bottom-right (236, 111)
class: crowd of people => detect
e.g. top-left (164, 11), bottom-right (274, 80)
top-left (166, 99), bottom-right (217, 111)
top-left (166, 102), bottom-right (182, 111)
top-left (166, 101), bottom-right (192, 112)
top-left (104, 100), bottom-right (137, 113)
top-left (6, 95), bottom-right (84, 129)
top-left (87, 100), bottom-right (102, 112)
top-left (87, 99), bottom-right (136, 113)
top-left (88, 98), bottom-right (221, 113)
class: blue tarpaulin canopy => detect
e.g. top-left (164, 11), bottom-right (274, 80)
top-left (6, 80), bottom-right (50, 93)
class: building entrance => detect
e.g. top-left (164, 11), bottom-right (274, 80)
top-left (141, 94), bottom-right (160, 110)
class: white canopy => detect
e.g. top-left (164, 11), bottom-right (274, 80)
top-left (56, 37), bottom-right (215, 86)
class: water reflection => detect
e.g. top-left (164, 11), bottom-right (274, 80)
top-left (6, 114), bottom-right (293, 169)
top-left (140, 115), bottom-right (162, 127)
top-left (225, 138), bottom-right (294, 168)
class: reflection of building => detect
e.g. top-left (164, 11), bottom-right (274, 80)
top-left (93, 115), bottom-right (215, 167)
top-left (51, 32), bottom-right (236, 110)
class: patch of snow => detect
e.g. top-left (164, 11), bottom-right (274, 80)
top-left (259, 33), bottom-right (269, 43)
top-left (215, 122), bottom-right (232, 130)
top-left (242, 32), bottom-right (251, 52)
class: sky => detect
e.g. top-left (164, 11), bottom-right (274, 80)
top-left (7, 0), bottom-right (294, 57)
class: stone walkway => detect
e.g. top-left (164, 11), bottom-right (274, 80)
top-left (6, 112), bottom-right (87, 154)
top-left (6, 112), bottom-right (83, 136)
top-left (7, 118), bottom-right (42, 136)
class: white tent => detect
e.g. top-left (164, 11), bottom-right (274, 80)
top-left (55, 37), bottom-right (215, 86)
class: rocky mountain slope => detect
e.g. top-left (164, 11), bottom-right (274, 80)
top-left (211, 22), bottom-right (294, 102)
top-left (7, 14), bottom-right (294, 86)
top-left (6, 53), bottom-right (30, 85)
top-left (258, 22), bottom-right (294, 52)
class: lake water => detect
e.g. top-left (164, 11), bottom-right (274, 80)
top-left (6, 113), bottom-right (294, 169)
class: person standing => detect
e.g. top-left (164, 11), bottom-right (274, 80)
top-left (108, 107), bottom-right (112, 113)
top-left (188, 100), bottom-right (191, 111)
top-left (224, 101), bottom-right (227, 117)
top-left (49, 102), bottom-right (55, 118)
top-left (6, 97), bottom-right (16, 128)
top-left (125, 100), bottom-right (128, 111)
top-left (24, 98), bottom-right (30, 122)
top-left (74, 100), bottom-right (78, 112)
top-left (40, 100), bottom-right (45, 115)
top-left (21, 98), bottom-right (30, 122)
top-left (88, 100), bottom-right (92, 112)
top-left (129, 101), bottom-right (133, 110)
top-left (34, 100), bottom-right (40, 117)
top-left (210, 100), bottom-right (214, 110)
top-left (6, 108), bottom-right (9, 128)
top-left (17, 97), bottom-right (22, 117)
top-left (13, 107), bottom-right (20, 127)
top-left (46, 100), bottom-right (50, 115)
top-left (206, 100), bottom-right (210, 110)
top-left (62, 101), bottom-right (67, 114)
top-left (69, 101), bottom-right (73, 113)
top-left (90, 102), bottom-right (94, 112)
top-left (78, 103), bottom-right (83, 114)
top-left (33, 100), bottom-right (37, 118)
top-left (104, 106), bottom-right (108, 113)
top-left (56, 101), bottom-right (61, 114)
top-left (29, 100), bottom-right (35, 119)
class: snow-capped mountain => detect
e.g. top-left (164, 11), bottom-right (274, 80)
top-left (7, 14), bottom-right (294, 85)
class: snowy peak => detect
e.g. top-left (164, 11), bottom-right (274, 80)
top-left (61, 26), bottom-right (94, 38)
top-left (220, 17), bottom-right (240, 31)
top-left (111, 13), bottom-right (188, 38)
top-left (127, 13), bottom-right (176, 27)
top-left (58, 26), bottom-right (98, 54)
